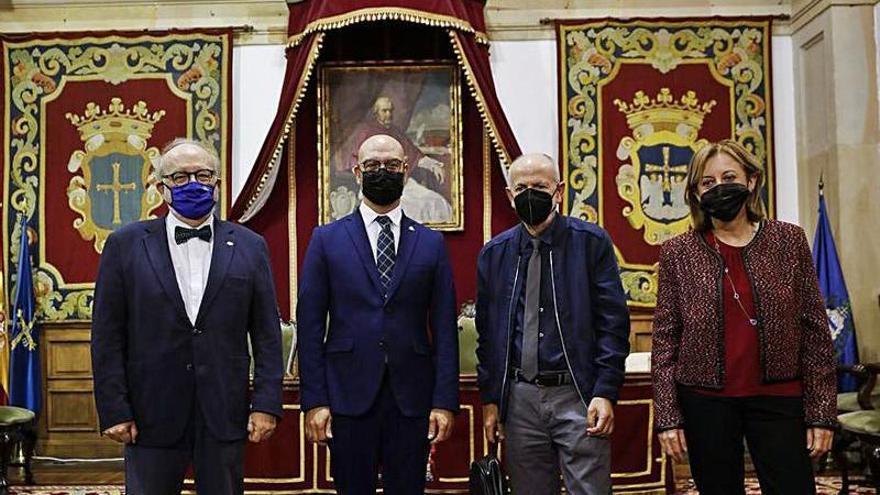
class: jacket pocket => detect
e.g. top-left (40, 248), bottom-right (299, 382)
top-left (324, 338), bottom-right (354, 354)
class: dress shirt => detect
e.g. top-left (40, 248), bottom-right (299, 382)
top-left (166, 211), bottom-right (214, 326)
top-left (359, 201), bottom-right (402, 261)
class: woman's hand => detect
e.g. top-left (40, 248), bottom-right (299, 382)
top-left (659, 428), bottom-right (688, 462)
top-left (807, 427), bottom-right (833, 459)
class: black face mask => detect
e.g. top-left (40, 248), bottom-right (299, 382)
top-left (514, 188), bottom-right (555, 226)
top-left (361, 169), bottom-right (405, 206)
top-left (699, 182), bottom-right (751, 222)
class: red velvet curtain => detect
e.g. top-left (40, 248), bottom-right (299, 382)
top-left (231, 2), bottom-right (522, 320)
top-left (232, 0), bottom-right (520, 222)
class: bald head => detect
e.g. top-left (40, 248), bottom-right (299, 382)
top-left (357, 134), bottom-right (406, 165)
top-left (508, 153), bottom-right (560, 186)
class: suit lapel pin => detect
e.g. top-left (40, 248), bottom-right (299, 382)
top-left (408, 226), bottom-right (415, 232)
top-left (226, 240), bottom-right (234, 246)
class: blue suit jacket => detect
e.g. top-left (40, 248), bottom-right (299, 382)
top-left (297, 211), bottom-right (459, 417)
top-left (91, 217), bottom-right (283, 447)
top-left (476, 216), bottom-right (630, 418)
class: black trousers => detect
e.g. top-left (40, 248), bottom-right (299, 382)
top-left (124, 402), bottom-right (246, 495)
top-left (329, 371), bottom-right (430, 495)
top-left (679, 389), bottom-right (816, 495)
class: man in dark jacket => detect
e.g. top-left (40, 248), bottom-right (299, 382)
top-left (475, 153), bottom-right (630, 494)
top-left (92, 139), bottom-right (283, 495)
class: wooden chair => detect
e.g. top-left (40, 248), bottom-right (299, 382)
top-left (0, 406), bottom-right (36, 493)
top-left (835, 363), bottom-right (880, 493)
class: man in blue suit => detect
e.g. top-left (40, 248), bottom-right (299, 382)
top-left (476, 153), bottom-right (630, 494)
top-left (298, 134), bottom-right (459, 495)
top-left (92, 139), bottom-right (283, 495)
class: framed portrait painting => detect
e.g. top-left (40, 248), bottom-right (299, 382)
top-left (318, 62), bottom-right (463, 230)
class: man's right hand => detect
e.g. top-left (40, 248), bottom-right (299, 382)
top-left (482, 404), bottom-right (505, 442)
top-left (658, 428), bottom-right (688, 462)
top-left (103, 421), bottom-right (138, 444)
top-left (305, 407), bottom-right (332, 444)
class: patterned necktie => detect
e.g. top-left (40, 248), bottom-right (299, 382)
top-left (175, 225), bottom-right (212, 245)
top-left (375, 216), bottom-right (396, 292)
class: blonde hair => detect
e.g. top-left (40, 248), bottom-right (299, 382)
top-left (684, 139), bottom-right (766, 231)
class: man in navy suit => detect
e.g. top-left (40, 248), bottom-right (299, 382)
top-left (92, 139), bottom-right (283, 495)
top-left (297, 134), bottom-right (459, 495)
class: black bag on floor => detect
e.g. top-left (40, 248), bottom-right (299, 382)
top-left (469, 442), bottom-right (508, 495)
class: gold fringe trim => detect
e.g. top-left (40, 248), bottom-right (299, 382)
top-left (448, 29), bottom-right (512, 167)
top-left (482, 128), bottom-right (492, 244)
top-left (287, 130), bottom-right (297, 319)
top-left (287, 7), bottom-right (489, 48)
top-left (241, 32), bottom-right (325, 221)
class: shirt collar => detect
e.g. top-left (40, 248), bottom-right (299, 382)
top-left (167, 210), bottom-right (214, 233)
top-left (519, 212), bottom-right (563, 251)
top-left (359, 202), bottom-right (403, 228)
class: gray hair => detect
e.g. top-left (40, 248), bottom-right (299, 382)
top-left (153, 138), bottom-right (220, 183)
top-left (371, 96), bottom-right (393, 115)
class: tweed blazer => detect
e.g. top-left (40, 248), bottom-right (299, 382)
top-left (651, 219), bottom-right (837, 431)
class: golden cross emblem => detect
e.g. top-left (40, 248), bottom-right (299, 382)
top-left (644, 146), bottom-right (689, 193)
top-left (95, 162), bottom-right (137, 225)
top-left (10, 309), bottom-right (36, 351)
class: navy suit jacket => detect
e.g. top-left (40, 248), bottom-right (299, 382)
top-left (91, 217), bottom-right (283, 447)
top-left (297, 211), bottom-right (459, 417)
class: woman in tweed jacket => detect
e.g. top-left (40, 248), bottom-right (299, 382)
top-left (651, 140), bottom-right (836, 494)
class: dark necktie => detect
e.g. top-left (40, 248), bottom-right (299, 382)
top-left (521, 239), bottom-right (541, 381)
top-left (375, 216), bottom-right (396, 292)
top-left (175, 225), bottom-right (212, 245)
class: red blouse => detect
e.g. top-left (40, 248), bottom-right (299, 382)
top-left (698, 231), bottom-right (802, 397)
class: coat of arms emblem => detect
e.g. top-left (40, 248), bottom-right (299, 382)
top-left (65, 98), bottom-right (165, 253)
top-left (614, 88), bottom-right (716, 245)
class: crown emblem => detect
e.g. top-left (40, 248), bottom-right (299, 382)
top-left (614, 88), bottom-right (716, 133)
top-left (65, 97), bottom-right (165, 142)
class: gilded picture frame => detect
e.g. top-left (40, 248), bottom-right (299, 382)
top-left (318, 61), bottom-right (464, 231)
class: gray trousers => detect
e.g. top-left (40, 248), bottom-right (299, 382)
top-left (503, 381), bottom-right (611, 495)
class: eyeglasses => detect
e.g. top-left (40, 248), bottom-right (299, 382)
top-left (163, 169), bottom-right (217, 186)
top-left (359, 159), bottom-right (405, 173)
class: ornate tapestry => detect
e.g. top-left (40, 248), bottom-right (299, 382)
top-left (1, 30), bottom-right (232, 321)
top-left (557, 18), bottom-right (775, 309)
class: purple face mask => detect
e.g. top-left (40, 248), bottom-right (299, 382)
top-left (169, 181), bottom-right (215, 219)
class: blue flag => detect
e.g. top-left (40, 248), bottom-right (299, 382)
top-left (8, 216), bottom-right (40, 414)
top-left (812, 189), bottom-right (859, 392)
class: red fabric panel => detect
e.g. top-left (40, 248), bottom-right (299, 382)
top-left (293, 86), bottom-right (319, 308)
top-left (442, 90), bottom-right (488, 306)
top-left (288, 0), bottom-right (489, 36)
top-left (245, 145), bottom-right (291, 320)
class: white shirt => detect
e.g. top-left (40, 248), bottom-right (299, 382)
top-left (359, 201), bottom-right (402, 262)
top-left (166, 212), bottom-right (214, 325)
